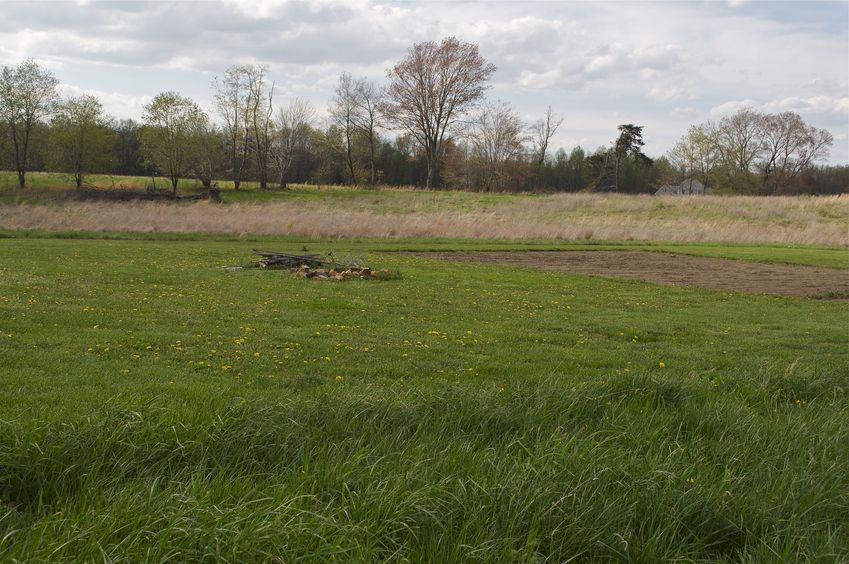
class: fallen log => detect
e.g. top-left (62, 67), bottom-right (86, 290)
top-left (250, 250), bottom-right (331, 269)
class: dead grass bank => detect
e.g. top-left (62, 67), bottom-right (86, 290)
top-left (1, 193), bottom-right (846, 246)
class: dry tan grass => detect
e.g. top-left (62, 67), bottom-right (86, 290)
top-left (1, 193), bottom-right (847, 246)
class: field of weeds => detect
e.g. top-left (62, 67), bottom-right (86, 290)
top-left (1, 183), bottom-right (847, 246)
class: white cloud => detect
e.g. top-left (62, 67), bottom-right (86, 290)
top-left (761, 96), bottom-right (849, 115)
top-left (647, 87), bottom-right (694, 102)
top-left (582, 43), bottom-right (683, 77)
top-left (710, 96), bottom-right (849, 119)
top-left (671, 107), bottom-right (700, 118)
top-left (59, 83), bottom-right (152, 120)
top-left (222, 0), bottom-right (369, 20)
top-left (709, 99), bottom-right (758, 119)
top-left (517, 69), bottom-right (562, 90)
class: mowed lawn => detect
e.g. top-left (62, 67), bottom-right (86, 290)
top-left (0, 238), bottom-right (847, 561)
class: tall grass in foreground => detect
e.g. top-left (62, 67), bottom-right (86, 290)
top-left (0, 238), bottom-right (847, 560)
top-left (2, 369), bottom-right (847, 561)
top-left (1, 193), bottom-right (846, 246)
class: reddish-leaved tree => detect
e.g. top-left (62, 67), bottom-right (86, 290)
top-left (382, 37), bottom-right (495, 189)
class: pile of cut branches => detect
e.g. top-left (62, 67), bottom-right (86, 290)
top-left (291, 265), bottom-right (393, 280)
top-left (248, 250), bottom-right (398, 280)
top-left (250, 250), bottom-right (330, 268)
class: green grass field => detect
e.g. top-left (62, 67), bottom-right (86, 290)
top-left (1, 235), bottom-right (847, 561)
top-left (3, 229), bottom-right (847, 268)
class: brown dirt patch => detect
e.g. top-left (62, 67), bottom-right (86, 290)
top-left (415, 251), bottom-right (849, 299)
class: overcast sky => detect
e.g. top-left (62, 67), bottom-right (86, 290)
top-left (1, 0), bottom-right (847, 163)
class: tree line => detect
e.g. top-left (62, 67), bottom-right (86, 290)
top-left (1, 39), bottom-right (844, 195)
top-left (668, 107), bottom-right (838, 195)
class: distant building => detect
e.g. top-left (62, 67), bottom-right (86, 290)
top-left (654, 178), bottom-right (711, 195)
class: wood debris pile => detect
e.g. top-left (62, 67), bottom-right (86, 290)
top-left (291, 265), bottom-right (391, 280)
top-left (251, 250), bottom-right (328, 268)
top-left (249, 249), bottom-right (394, 280)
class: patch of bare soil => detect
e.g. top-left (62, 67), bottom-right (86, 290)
top-left (415, 251), bottom-right (849, 299)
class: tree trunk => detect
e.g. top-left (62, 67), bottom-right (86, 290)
top-left (233, 148), bottom-right (243, 190)
top-left (347, 154), bottom-right (357, 186)
top-left (258, 151), bottom-right (269, 189)
top-left (279, 169), bottom-right (288, 191)
top-left (229, 139), bottom-right (240, 191)
top-left (613, 155), bottom-right (620, 193)
top-left (425, 161), bottom-right (436, 190)
top-left (12, 126), bottom-right (26, 189)
top-left (369, 136), bottom-right (376, 186)
top-left (171, 176), bottom-right (178, 195)
top-left (345, 129), bottom-right (357, 187)
top-left (424, 139), bottom-right (440, 189)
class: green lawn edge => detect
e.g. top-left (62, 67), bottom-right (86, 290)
top-left (1, 229), bottom-right (846, 268)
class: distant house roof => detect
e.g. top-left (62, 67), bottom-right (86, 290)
top-left (681, 179), bottom-right (704, 192)
top-left (655, 178), bottom-right (710, 195)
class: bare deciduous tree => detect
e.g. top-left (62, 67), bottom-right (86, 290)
top-left (330, 73), bottom-right (384, 186)
top-left (330, 72), bottom-right (360, 186)
top-left (445, 100), bottom-right (528, 192)
top-left (668, 124), bottom-right (719, 190)
top-left (382, 37), bottom-right (496, 189)
top-left (531, 106), bottom-right (563, 166)
top-left (468, 100), bottom-right (527, 190)
top-left (352, 78), bottom-right (383, 185)
top-left (712, 107), bottom-right (763, 176)
top-left (272, 98), bottom-right (315, 189)
top-left (212, 65), bottom-right (253, 190)
top-left (759, 111), bottom-right (833, 193)
top-left (674, 108), bottom-right (835, 194)
top-left (246, 65), bottom-right (275, 189)
top-left (0, 59), bottom-right (59, 188)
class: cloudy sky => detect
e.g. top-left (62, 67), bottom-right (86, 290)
top-left (1, 0), bottom-right (847, 162)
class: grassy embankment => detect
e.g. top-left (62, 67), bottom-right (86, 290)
top-left (0, 237), bottom-right (847, 561)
